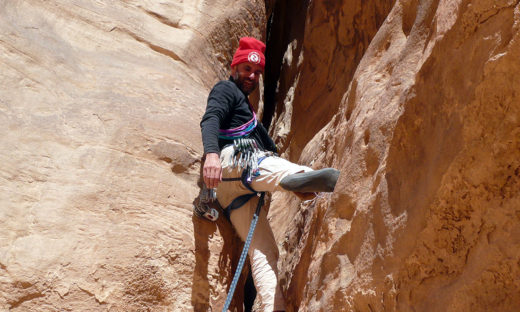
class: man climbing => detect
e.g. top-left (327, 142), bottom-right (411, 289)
top-left (199, 37), bottom-right (339, 311)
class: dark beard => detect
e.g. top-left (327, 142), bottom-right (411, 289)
top-left (233, 74), bottom-right (257, 95)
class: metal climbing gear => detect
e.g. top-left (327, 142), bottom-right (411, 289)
top-left (231, 138), bottom-right (261, 183)
top-left (193, 185), bottom-right (219, 221)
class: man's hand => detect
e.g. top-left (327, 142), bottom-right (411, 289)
top-left (203, 153), bottom-right (222, 189)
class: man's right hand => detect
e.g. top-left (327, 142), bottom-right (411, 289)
top-left (203, 153), bottom-right (222, 189)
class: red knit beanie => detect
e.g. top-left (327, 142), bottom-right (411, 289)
top-left (230, 37), bottom-right (266, 69)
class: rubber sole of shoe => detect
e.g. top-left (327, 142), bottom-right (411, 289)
top-left (279, 168), bottom-right (339, 193)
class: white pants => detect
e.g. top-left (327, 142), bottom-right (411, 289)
top-left (217, 145), bottom-right (312, 311)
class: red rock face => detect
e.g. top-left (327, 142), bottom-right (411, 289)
top-left (270, 0), bottom-right (520, 311)
top-left (2, 0), bottom-right (519, 311)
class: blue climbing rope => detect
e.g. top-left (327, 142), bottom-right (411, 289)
top-left (221, 193), bottom-right (264, 312)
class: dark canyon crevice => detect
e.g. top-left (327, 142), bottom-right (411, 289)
top-left (263, 0), bottom-right (396, 160)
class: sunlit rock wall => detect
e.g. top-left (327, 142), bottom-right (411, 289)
top-left (0, 0), bottom-right (265, 310)
top-left (269, 0), bottom-right (520, 311)
top-left (3, 0), bottom-right (519, 310)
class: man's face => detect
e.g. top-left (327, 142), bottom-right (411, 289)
top-left (232, 62), bottom-right (264, 95)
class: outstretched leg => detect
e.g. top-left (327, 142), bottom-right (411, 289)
top-left (250, 155), bottom-right (339, 195)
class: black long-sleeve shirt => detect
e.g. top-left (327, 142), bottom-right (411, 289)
top-left (200, 77), bottom-right (277, 155)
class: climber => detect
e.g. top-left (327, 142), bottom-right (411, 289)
top-left (199, 37), bottom-right (339, 311)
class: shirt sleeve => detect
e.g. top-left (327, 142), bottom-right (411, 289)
top-left (200, 81), bottom-right (235, 155)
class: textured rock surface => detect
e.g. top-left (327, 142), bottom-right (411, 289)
top-left (265, 0), bottom-right (395, 161)
top-left (270, 0), bottom-right (520, 311)
top-left (3, 0), bottom-right (519, 311)
top-left (0, 0), bottom-right (265, 310)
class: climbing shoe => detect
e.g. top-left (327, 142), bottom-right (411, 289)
top-left (280, 168), bottom-right (339, 193)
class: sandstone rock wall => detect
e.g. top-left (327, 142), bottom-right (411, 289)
top-left (265, 0), bottom-right (395, 161)
top-left (2, 0), bottom-right (519, 311)
top-left (0, 0), bottom-right (266, 310)
top-left (270, 0), bottom-right (520, 311)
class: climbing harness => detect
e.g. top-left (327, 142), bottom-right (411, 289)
top-left (194, 138), bottom-right (265, 222)
top-left (219, 138), bottom-right (273, 219)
